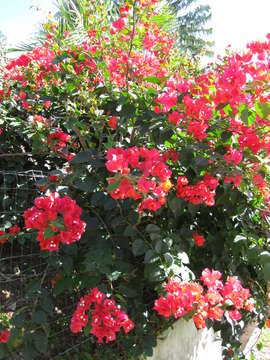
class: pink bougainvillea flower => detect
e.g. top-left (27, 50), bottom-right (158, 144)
top-left (112, 18), bottom-right (125, 32)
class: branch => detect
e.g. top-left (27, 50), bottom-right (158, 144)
top-left (72, 125), bottom-right (88, 150)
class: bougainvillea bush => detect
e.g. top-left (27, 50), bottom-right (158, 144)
top-left (0, 0), bottom-right (270, 358)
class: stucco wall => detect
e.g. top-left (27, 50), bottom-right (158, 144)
top-left (146, 319), bottom-right (222, 360)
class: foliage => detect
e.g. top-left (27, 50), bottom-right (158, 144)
top-left (0, 0), bottom-right (270, 359)
top-left (166, 0), bottom-right (214, 57)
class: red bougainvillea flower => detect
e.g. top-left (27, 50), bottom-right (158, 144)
top-left (224, 148), bottom-right (243, 165)
top-left (108, 116), bottom-right (117, 130)
top-left (154, 269), bottom-right (254, 329)
top-left (176, 173), bottom-right (218, 207)
top-left (106, 146), bottom-right (172, 211)
top-left (0, 129), bottom-right (2, 135)
top-left (47, 129), bottom-right (71, 152)
top-left (0, 330), bottom-right (10, 344)
top-left (19, 91), bottom-right (26, 99)
top-left (23, 192), bottom-right (86, 251)
top-left (9, 225), bottom-right (20, 235)
top-left (0, 231), bottom-right (8, 245)
top-left (48, 175), bottom-right (58, 183)
top-left (47, 129), bottom-right (74, 160)
top-left (51, 272), bottom-right (62, 287)
top-left (168, 111), bottom-right (181, 125)
top-left (224, 173), bottom-right (243, 188)
top-left (44, 100), bottom-right (51, 110)
top-left (112, 18), bottom-right (125, 32)
top-left (70, 288), bottom-right (134, 343)
top-left (266, 319), bottom-right (270, 328)
top-left (193, 232), bottom-right (205, 247)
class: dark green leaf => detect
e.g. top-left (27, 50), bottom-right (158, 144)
top-left (32, 310), bottom-right (47, 325)
top-left (145, 224), bottom-right (160, 233)
top-left (70, 149), bottom-right (96, 164)
top-left (132, 238), bottom-right (148, 256)
top-left (34, 333), bottom-right (48, 354)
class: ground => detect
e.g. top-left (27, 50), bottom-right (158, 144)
top-left (252, 328), bottom-right (270, 360)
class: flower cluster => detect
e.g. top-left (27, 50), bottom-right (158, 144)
top-left (106, 147), bottom-right (173, 211)
top-left (193, 232), bottom-right (205, 247)
top-left (224, 148), bottom-right (243, 165)
top-left (47, 129), bottom-right (74, 161)
top-left (23, 192), bottom-right (86, 251)
top-left (154, 269), bottom-right (254, 329)
top-left (0, 225), bottom-right (21, 245)
top-left (70, 288), bottom-right (134, 343)
top-left (0, 330), bottom-right (10, 344)
top-left (224, 173), bottom-right (242, 188)
top-left (176, 173), bottom-right (219, 206)
top-left (252, 173), bottom-right (270, 204)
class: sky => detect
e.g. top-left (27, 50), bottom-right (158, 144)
top-left (0, 0), bottom-right (269, 59)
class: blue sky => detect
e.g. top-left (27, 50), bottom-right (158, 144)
top-left (0, 0), bottom-right (57, 47)
top-left (0, 0), bottom-right (269, 58)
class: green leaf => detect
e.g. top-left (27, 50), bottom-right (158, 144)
top-left (149, 233), bottom-right (162, 241)
top-left (259, 251), bottom-right (270, 265)
top-left (32, 310), bottom-right (47, 325)
top-left (25, 279), bottom-right (41, 299)
top-left (62, 256), bottom-right (73, 273)
top-left (145, 224), bottom-right (160, 233)
top-left (255, 101), bottom-right (270, 119)
top-left (240, 107), bottom-right (249, 124)
top-left (33, 332), bottom-right (48, 354)
top-left (132, 239), bottom-right (148, 256)
top-left (233, 235), bottom-right (246, 243)
top-left (11, 312), bottom-right (25, 327)
top-left (70, 149), bottom-right (96, 164)
top-left (44, 228), bottom-right (55, 240)
top-left (256, 342), bottom-right (264, 351)
top-left (164, 253), bottom-right (174, 266)
top-left (83, 321), bottom-right (92, 337)
top-left (144, 76), bottom-right (161, 85)
top-left (168, 197), bottom-right (185, 217)
top-left (74, 177), bottom-right (97, 193)
top-left (144, 263), bottom-right (165, 282)
top-left (118, 284), bottom-right (137, 298)
top-left (53, 277), bottom-right (73, 295)
top-left (91, 192), bottom-right (107, 206)
top-left (40, 291), bottom-right (53, 315)
top-left (144, 250), bottom-right (155, 264)
top-left (143, 334), bottom-right (156, 356)
top-left (66, 82), bottom-right (76, 93)
top-left (262, 263), bottom-right (270, 281)
top-left (78, 53), bottom-right (85, 61)
top-left (155, 239), bottom-right (168, 254)
top-left (107, 180), bottom-right (120, 192)
top-left (22, 345), bottom-right (38, 360)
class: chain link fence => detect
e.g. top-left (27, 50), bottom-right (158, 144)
top-left (0, 170), bottom-right (91, 359)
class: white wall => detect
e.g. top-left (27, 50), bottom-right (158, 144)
top-left (146, 319), bottom-right (222, 360)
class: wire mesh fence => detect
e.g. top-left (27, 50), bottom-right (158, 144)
top-left (0, 170), bottom-right (92, 359)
